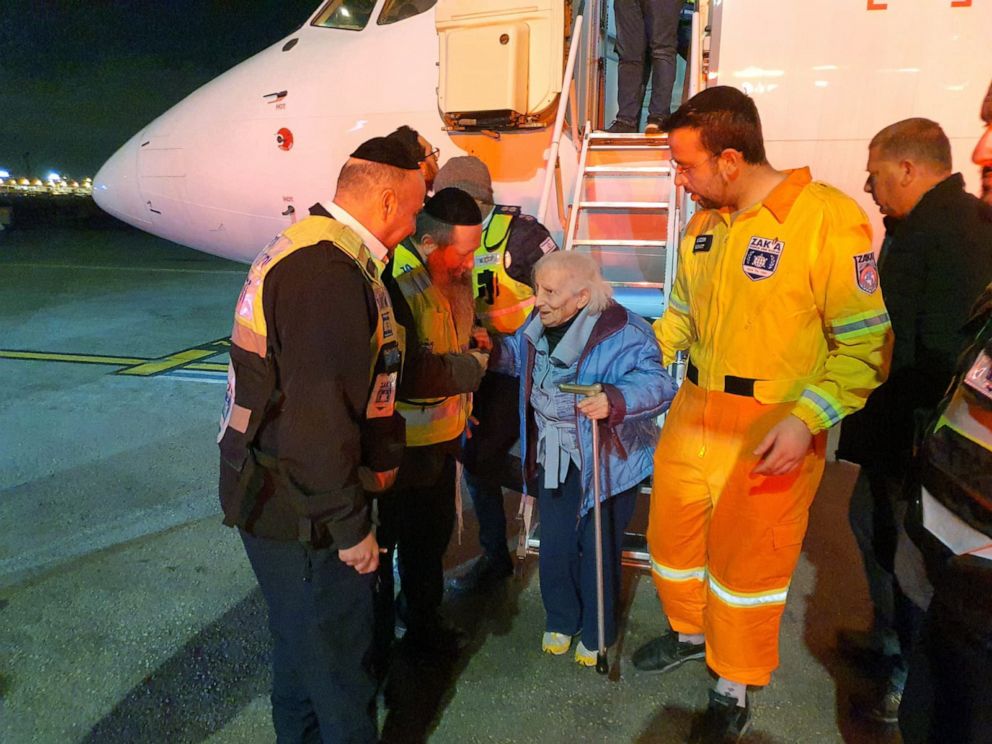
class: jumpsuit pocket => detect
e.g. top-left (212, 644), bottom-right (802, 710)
top-left (771, 518), bottom-right (808, 550)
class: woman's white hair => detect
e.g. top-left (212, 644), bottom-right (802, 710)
top-left (533, 251), bottom-right (613, 314)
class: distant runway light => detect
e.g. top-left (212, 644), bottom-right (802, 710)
top-left (0, 169), bottom-right (9, 178)
top-left (47, 172), bottom-right (62, 182)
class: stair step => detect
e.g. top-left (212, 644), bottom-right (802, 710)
top-left (572, 239), bottom-right (667, 247)
top-left (607, 280), bottom-right (665, 289)
top-left (588, 131), bottom-right (667, 141)
top-left (584, 165), bottom-right (672, 175)
top-left (577, 200), bottom-right (669, 210)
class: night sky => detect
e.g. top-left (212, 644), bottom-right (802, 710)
top-left (0, 0), bottom-right (321, 179)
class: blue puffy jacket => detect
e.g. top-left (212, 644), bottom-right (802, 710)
top-left (494, 301), bottom-right (677, 516)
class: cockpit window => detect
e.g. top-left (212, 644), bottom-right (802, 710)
top-left (377, 0), bottom-right (437, 26)
top-left (311, 0), bottom-right (377, 31)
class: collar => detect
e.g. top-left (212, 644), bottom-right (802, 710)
top-left (760, 167), bottom-right (812, 224)
top-left (523, 306), bottom-right (601, 366)
top-left (902, 173), bottom-right (967, 226)
top-left (322, 201), bottom-right (389, 264)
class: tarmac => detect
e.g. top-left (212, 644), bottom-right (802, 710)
top-left (0, 226), bottom-right (902, 743)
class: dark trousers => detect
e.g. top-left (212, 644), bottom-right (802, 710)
top-left (900, 555), bottom-right (992, 743)
top-left (848, 468), bottom-right (900, 654)
top-left (462, 371), bottom-right (523, 565)
top-left (614, 0), bottom-right (684, 123)
top-left (375, 448), bottom-right (457, 639)
top-left (538, 463), bottom-right (637, 648)
top-left (241, 530), bottom-right (377, 744)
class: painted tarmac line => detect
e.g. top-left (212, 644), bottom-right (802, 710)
top-left (0, 339), bottom-right (231, 381)
top-left (1, 262), bottom-right (246, 275)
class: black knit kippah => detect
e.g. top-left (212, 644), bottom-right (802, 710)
top-left (423, 187), bottom-right (482, 226)
top-left (350, 136), bottom-right (420, 170)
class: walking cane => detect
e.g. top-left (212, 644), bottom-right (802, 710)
top-left (559, 382), bottom-right (609, 675)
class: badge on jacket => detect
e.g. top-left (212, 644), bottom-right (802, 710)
top-left (742, 236), bottom-right (783, 280)
top-left (854, 252), bottom-right (880, 294)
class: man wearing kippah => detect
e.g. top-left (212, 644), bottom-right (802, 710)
top-left (218, 136), bottom-right (425, 743)
top-left (433, 156), bottom-right (560, 593)
top-left (376, 187), bottom-right (489, 661)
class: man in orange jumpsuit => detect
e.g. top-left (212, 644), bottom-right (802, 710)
top-left (633, 86), bottom-right (893, 743)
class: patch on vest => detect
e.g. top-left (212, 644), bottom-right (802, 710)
top-left (742, 236), bottom-right (783, 281)
top-left (475, 252), bottom-right (500, 267)
top-left (217, 363), bottom-right (236, 443)
top-left (854, 252), bottom-right (879, 294)
top-left (539, 236), bottom-right (556, 254)
top-left (367, 371), bottom-right (397, 419)
top-left (693, 235), bottom-right (713, 253)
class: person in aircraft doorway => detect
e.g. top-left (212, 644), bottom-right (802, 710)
top-left (634, 86), bottom-right (893, 743)
top-left (606, 0), bottom-right (685, 134)
top-left (429, 155), bottom-right (560, 594)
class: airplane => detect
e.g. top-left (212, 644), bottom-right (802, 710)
top-left (93, 0), bottom-right (992, 274)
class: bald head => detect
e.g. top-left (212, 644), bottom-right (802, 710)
top-left (334, 159), bottom-right (425, 251)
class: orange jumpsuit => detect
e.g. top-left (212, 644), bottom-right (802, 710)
top-left (649, 168), bottom-right (893, 685)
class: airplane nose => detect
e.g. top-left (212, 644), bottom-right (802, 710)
top-left (92, 131), bottom-right (150, 227)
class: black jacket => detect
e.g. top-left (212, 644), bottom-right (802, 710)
top-left (838, 174), bottom-right (992, 474)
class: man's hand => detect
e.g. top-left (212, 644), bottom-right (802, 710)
top-left (464, 414), bottom-right (480, 440)
top-left (339, 532), bottom-right (380, 574)
top-left (752, 414), bottom-right (813, 476)
top-left (471, 326), bottom-right (493, 352)
top-left (468, 349), bottom-right (489, 371)
top-left (576, 392), bottom-right (610, 420)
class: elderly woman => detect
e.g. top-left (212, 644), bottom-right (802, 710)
top-left (495, 251), bottom-right (676, 665)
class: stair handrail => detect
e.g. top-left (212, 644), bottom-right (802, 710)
top-left (537, 13), bottom-right (584, 227)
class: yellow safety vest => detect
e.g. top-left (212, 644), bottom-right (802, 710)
top-left (472, 206), bottom-right (536, 334)
top-left (391, 241), bottom-right (469, 446)
top-left (221, 215), bottom-right (403, 445)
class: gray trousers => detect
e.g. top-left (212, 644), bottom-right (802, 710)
top-left (614, 0), bottom-right (684, 123)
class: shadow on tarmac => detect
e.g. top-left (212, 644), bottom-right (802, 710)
top-left (379, 560), bottom-right (532, 744)
top-left (80, 590), bottom-right (271, 743)
top-left (801, 464), bottom-right (902, 744)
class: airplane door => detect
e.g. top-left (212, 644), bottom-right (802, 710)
top-left (435, 0), bottom-right (567, 130)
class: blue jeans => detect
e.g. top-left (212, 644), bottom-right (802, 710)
top-left (537, 463), bottom-right (637, 648)
top-left (614, 0), bottom-right (684, 123)
top-left (241, 531), bottom-right (377, 744)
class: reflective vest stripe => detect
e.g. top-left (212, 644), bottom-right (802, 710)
top-left (707, 574), bottom-right (790, 608)
top-left (797, 384), bottom-right (845, 429)
top-left (487, 296), bottom-right (535, 319)
top-left (231, 323), bottom-right (267, 358)
top-left (829, 310), bottom-right (891, 342)
top-left (651, 558), bottom-right (707, 583)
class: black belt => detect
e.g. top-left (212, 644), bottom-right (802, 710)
top-left (686, 361), bottom-right (758, 398)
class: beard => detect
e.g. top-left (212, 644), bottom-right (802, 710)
top-left (427, 253), bottom-right (475, 346)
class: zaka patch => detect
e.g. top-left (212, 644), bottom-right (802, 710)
top-left (854, 252), bottom-right (880, 294)
top-left (742, 236), bottom-right (784, 281)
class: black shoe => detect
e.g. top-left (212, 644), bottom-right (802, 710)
top-left (687, 690), bottom-right (752, 743)
top-left (836, 628), bottom-right (898, 676)
top-left (605, 119), bottom-right (637, 134)
top-left (402, 619), bottom-right (469, 658)
top-left (644, 116), bottom-right (665, 135)
top-left (851, 685), bottom-right (901, 725)
top-left (632, 632), bottom-right (706, 674)
top-left (449, 554), bottom-right (513, 592)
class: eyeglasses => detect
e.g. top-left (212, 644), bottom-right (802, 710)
top-left (421, 147), bottom-right (440, 163)
top-left (670, 154), bottom-right (717, 176)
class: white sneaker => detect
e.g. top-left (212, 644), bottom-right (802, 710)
top-left (542, 631), bottom-right (571, 655)
top-left (574, 641), bottom-right (597, 667)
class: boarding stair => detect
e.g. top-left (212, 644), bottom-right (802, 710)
top-left (520, 127), bottom-right (679, 571)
